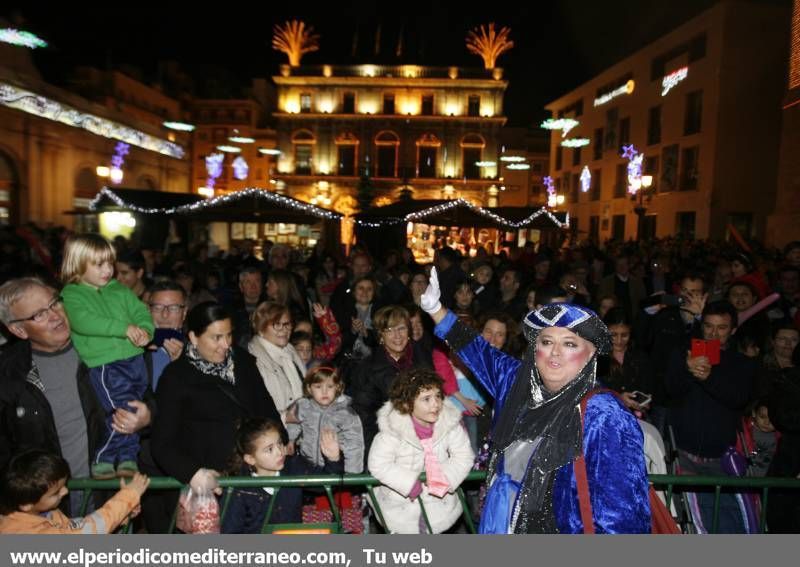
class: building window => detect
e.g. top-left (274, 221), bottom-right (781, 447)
top-left (591, 169), bottom-right (601, 201)
top-left (642, 215), bottom-right (657, 240)
top-left (532, 161), bottom-right (544, 174)
top-left (291, 129), bottom-right (315, 175)
top-left (644, 155), bottom-right (659, 191)
top-left (300, 93), bottom-right (312, 113)
top-left (337, 146), bottom-right (356, 175)
top-left (572, 147), bottom-right (582, 167)
top-left (571, 171), bottom-right (580, 203)
top-left (680, 146), bottom-right (700, 190)
top-left (676, 211), bottom-right (696, 239)
top-left (295, 145), bottom-right (312, 174)
top-left (335, 132), bottom-right (359, 176)
top-left (614, 163), bottom-right (627, 198)
top-left (660, 144), bottom-right (679, 192)
top-left (460, 134), bottom-right (485, 179)
top-left (555, 146), bottom-right (563, 171)
top-left (593, 128), bottom-right (603, 160)
top-left (589, 216), bottom-right (600, 243)
top-left (684, 90), bottom-right (703, 135)
top-left (619, 117), bottom-right (631, 148)
top-left (342, 92), bottom-right (355, 113)
top-left (383, 94), bottom-right (395, 115)
top-left (468, 95), bottom-right (480, 117)
top-left (611, 214), bottom-right (626, 241)
top-left (648, 106), bottom-right (661, 145)
top-left (417, 134), bottom-right (440, 178)
top-left (421, 95), bottom-right (434, 116)
top-left (375, 131), bottom-right (399, 178)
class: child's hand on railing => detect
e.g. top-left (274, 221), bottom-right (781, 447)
top-left (121, 472), bottom-right (150, 497)
top-left (320, 429), bottom-right (341, 462)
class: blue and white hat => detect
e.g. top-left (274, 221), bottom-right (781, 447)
top-left (522, 303), bottom-right (611, 355)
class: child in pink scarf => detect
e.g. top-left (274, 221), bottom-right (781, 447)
top-left (368, 369), bottom-right (474, 533)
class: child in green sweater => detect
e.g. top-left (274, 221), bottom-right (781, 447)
top-left (61, 234), bottom-right (154, 480)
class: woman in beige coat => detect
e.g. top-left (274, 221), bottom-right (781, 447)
top-left (248, 301), bottom-right (305, 422)
top-left (368, 369), bottom-right (474, 533)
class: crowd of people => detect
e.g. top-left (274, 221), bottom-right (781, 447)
top-left (1, 222), bottom-right (799, 534)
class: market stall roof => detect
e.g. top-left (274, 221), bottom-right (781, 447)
top-left (88, 187), bottom-right (342, 224)
top-left (354, 199), bottom-right (568, 229)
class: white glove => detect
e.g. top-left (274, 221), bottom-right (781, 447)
top-left (189, 468), bottom-right (220, 494)
top-left (420, 267), bottom-right (443, 315)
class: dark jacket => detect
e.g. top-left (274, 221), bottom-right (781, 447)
top-left (597, 349), bottom-right (655, 396)
top-left (0, 340), bottom-right (105, 472)
top-left (151, 347), bottom-right (282, 483)
top-left (221, 454), bottom-right (344, 533)
top-left (766, 368), bottom-right (800, 532)
top-left (346, 341), bottom-right (433, 461)
top-left (666, 346), bottom-right (755, 458)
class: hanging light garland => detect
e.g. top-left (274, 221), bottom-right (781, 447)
top-left (89, 187), bottom-right (343, 220)
top-left (353, 198), bottom-right (568, 229)
top-left (0, 83), bottom-right (184, 158)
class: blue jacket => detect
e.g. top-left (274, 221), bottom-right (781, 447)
top-left (221, 454), bottom-right (344, 534)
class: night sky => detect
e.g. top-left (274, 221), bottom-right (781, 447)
top-left (4, 0), bottom-right (727, 126)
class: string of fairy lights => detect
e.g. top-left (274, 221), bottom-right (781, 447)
top-left (89, 188), bottom-right (569, 229)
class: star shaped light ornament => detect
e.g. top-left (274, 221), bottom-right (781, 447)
top-left (621, 144), bottom-right (638, 160)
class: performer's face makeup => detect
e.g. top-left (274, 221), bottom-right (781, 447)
top-left (535, 327), bottom-right (596, 393)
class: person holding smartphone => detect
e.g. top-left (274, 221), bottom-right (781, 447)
top-left (665, 300), bottom-right (756, 533)
top-left (598, 308), bottom-right (654, 414)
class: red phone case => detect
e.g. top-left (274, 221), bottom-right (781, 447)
top-left (691, 338), bottom-right (706, 358)
top-left (705, 339), bottom-right (721, 365)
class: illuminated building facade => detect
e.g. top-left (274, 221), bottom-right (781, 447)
top-left (0, 41), bottom-right (191, 229)
top-left (544, 1), bottom-right (789, 243)
top-left (271, 63), bottom-right (508, 215)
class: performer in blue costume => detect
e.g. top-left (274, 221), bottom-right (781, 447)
top-left (422, 268), bottom-right (650, 534)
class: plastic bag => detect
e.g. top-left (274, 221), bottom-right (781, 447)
top-left (176, 487), bottom-right (220, 534)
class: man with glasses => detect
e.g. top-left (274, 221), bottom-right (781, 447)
top-left (145, 280), bottom-right (188, 392)
top-left (0, 277), bottom-right (151, 513)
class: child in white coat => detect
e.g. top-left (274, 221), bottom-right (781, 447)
top-left (367, 368), bottom-right (474, 533)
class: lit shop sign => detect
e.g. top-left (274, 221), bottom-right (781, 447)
top-left (0, 83), bottom-right (185, 158)
top-left (593, 80), bottom-right (635, 107)
top-left (661, 66), bottom-right (688, 96)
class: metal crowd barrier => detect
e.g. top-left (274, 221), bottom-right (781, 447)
top-left (67, 472), bottom-right (800, 534)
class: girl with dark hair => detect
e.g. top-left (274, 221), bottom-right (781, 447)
top-left (221, 417), bottom-right (343, 533)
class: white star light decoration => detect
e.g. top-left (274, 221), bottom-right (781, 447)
top-left (580, 166), bottom-right (592, 193)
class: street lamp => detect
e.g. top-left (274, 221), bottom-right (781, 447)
top-left (633, 175), bottom-right (653, 240)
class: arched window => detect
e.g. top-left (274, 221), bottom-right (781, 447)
top-left (416, 134), bottom-right (440, 179)
top-left (460, 134), bottom-right (485, 180)
top-left (374, 131), bottom-right (399, 178)
top-left (292, 130), bottom-right (316, 175)
top-left (335, 132), bottom-right (360, 176)
top-left (75, 167), bottom-right (98, 198)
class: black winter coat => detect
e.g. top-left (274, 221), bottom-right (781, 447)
top-left (151, 347), bottom-right (282, 483)
top-left (0, 340), bottom-right (105, 472)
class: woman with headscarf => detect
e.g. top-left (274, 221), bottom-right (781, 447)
top-left (420, 268), bottom-right (650, 534)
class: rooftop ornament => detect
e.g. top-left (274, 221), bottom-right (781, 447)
top-left (465, 23), bottom-right (513, 70)
top-left (272, 20), bottom-right (320, 67)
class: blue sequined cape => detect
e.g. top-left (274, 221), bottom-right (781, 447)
top-left (435, 311), bottom-right (650, 533)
